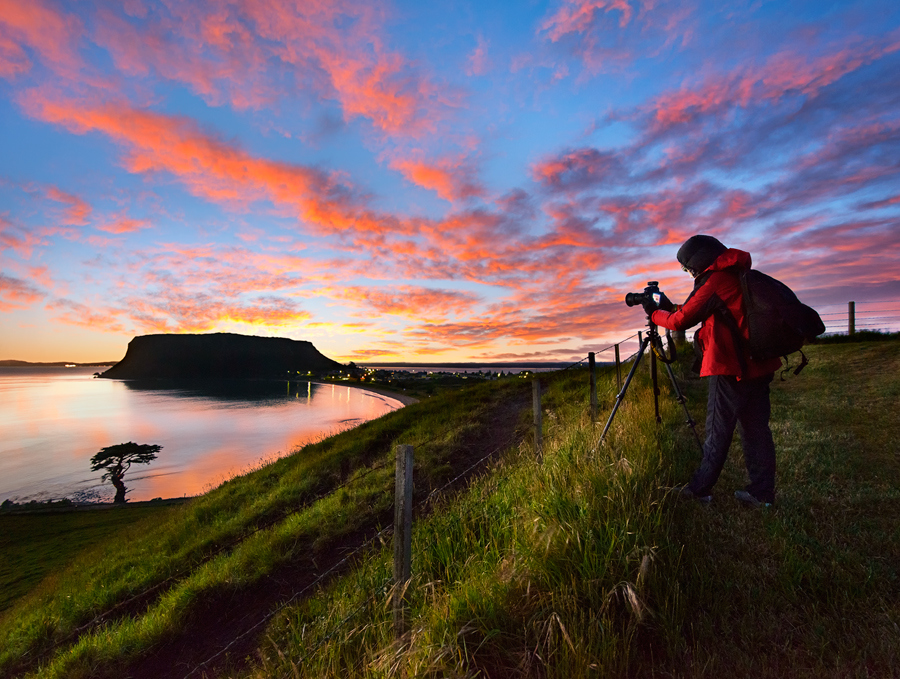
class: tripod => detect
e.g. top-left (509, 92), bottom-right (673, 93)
top-left (599, 319), bottom-right (703, 451)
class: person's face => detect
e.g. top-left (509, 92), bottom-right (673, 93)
top-left (681, 264), bottom-right (697, 279)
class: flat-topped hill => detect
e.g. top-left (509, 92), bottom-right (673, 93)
top-left (99, 333), bottom-right (343, 380)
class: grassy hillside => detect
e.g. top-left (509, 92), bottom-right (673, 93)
top-left (0, 503), bottom-right (184, 613)
top-left (2, 341), bottom-right (898, 678)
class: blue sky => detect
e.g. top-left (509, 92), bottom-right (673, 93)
top-left (1, 0), bottom-right (899, 362)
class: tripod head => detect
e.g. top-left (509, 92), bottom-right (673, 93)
top-left (643, 309), bottom-right (677, 364)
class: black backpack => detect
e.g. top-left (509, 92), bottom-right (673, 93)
top-left (737, 269), bottom-right (826, 372)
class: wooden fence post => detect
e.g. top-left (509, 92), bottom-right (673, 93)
top-left (849, 301), bottom-right (855, 336)
top-left (589, 352), bottom-right (597, 423)
top-left (615, 344), bottom-right (621, 392)
top-left (532, 378), bottom-right (543, 462)
top-left (393, 444), bottom-right (413, 639)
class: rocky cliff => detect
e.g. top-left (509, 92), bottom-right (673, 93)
top-left (100, 333), bottom-right (343, 380)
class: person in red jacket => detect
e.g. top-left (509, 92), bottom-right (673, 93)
top-left (645, 235), bottom-right (782, 507)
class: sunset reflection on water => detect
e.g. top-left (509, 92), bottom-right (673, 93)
top-left (0, 368), bottom-right (401, 503)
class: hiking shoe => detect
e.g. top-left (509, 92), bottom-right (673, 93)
top-left (677, 486), bottom-right (712, 504)
top-left (735, 490), bottom-right (772, 508)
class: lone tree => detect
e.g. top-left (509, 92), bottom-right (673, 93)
top-left (90, 442), bottom-right (161, 503)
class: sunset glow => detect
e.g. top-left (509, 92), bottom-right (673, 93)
top-left (2, 0), bottom-right (898, 363)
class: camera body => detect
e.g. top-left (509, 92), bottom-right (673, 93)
top-left (625, 281), bottom-right (661, 308)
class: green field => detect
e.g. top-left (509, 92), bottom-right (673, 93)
top-left (1, 341), bottom-right (898, 678)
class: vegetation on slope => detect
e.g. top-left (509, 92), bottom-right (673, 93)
top-left (2, 340), bottom-right (899, 678)
top-left (244, 341), bottom-right (900, 678)
top-left (0, 378), bottom-right (530, 678)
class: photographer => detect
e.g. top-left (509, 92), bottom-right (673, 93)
top-left (644, 235), bottom-right (782, 507)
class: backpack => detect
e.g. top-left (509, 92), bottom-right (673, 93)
top-left (737, 269), bottom-right (826, 371)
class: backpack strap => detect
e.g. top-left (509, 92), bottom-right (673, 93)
top-left (793, 349), bottom-right (809, 375)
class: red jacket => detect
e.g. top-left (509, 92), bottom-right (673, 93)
top-left (651, 248), bottom-right (782, 379)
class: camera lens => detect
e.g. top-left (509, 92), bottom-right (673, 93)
top-left (625, 292), bottom-right (646, 307)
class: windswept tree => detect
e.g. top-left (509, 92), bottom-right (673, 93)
top-left (90, 442), bottom-right (161, 503)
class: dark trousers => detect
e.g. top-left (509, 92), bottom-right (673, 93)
top-left (688, 373), bottom-right (776, 503)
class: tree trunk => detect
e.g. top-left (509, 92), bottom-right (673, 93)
top-left (111, 473), bottom-right (127, 503)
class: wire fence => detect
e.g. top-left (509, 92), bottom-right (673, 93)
top-left (814, 300), bottom-right (900, 335)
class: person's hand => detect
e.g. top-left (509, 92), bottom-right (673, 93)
top-left (642, 298), bottom-right (658, 317)
top-left (657, 292), bottom-right (675, 312)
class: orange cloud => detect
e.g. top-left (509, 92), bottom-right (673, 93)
top-left (390, 155), bottom-right (484, 202)
top-left (96, 217), bottom-right (151, 234)
top-left (0, 272), bottom-right (44, 310)
top-left (332, 285), bottom-right (482, 319)
top-left (21, 93), bottom-right (405, 239)
top-left (45, 298), bottom-right (126, 332)
top-left (46, 186), bottom-right (92, 226)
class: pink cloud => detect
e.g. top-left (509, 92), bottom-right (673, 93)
top-left (0, 0), bottom-right (84, 79)
top-left (466, 35), bottom-right (490, 77)
top-left (0, 32), bottom-right (30, 77)
top-left (0, 217), bottom-right (44, 258)
top-left (650, 35), bottom-right (900, 132)
top-left (537, 0), bottom-right (697, 76)
top-left (861, 194), bottom-right (900, 210)
top-left (532, 147), bottom-right (625, 190)
top-left (542, 0), bottom-right (634, 41)
top-left (88, 1), bottom-right (449, 136)
top-left (0, 272), bottom-right (44, 310)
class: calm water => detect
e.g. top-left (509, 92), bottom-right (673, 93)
top-left (0, 367), bottom-right (402, 503)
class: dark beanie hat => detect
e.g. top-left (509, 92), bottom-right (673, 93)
top-left (677, 235), bottom-right (727, 273)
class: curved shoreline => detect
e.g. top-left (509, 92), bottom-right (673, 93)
top-left (4, 381), bottom-right (417, 513)
top-left (321, 380), bottom-right (419, 407)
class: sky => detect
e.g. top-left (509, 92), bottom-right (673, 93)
top-left (1, 0), bottom-right (899, 364)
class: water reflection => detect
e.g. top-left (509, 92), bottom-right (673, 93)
top-left (120, 378), bottom-right (320, 403)
top-left (0, 368), bottom-right (402, 503)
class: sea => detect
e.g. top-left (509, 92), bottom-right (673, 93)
top-left (0, 366), bottom-right (402, 504)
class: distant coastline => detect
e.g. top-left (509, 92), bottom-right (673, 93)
top-left (363, 361), bottom-right (573, 369)
top-left (0, 360), bottom-right (117, 367)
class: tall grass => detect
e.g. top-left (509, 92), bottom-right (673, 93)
top-left (247, 363), bottom-right (697, 677)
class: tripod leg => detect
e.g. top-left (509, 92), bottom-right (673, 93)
top-left (662, 361), bottom-right (704, 452)
top-left (651, 344), bottom-right (661, 424)
top-left (599, 338), bottom-right (649, 445)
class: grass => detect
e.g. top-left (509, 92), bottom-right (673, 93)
top-left (670, 340), bottom-right (900, 677)
top-left (2, 341), bottom-right (899, 677)
top-left (0, 503), bottom-right (183, 612)
top-left (240, 341), bottom-right (900, 678)
top-left (0, 378), bottom-right (529, 678)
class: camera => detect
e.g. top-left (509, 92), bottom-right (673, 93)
top-left (625, 281), bottom-right (661, 308)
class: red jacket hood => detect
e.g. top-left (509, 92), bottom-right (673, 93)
top-left (704, 248), bottom-right (752, 274)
